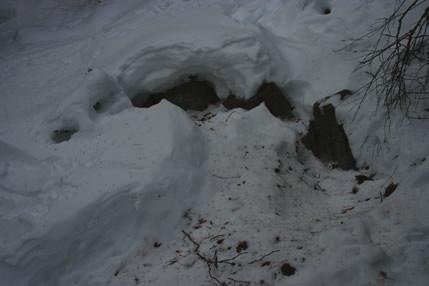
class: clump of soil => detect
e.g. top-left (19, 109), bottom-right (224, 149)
top-left (223, 82), bottom-right (294, 120)
top-left (302, 103), bottom-right (356, 170)
top-left (236, 241), bottom-right (248, 253)
top-left (280, 262), bottom-right (296, 276)
top-left (383, 182), bottom-right (398, 198)
top-left (132, 78), bottom-right (220, 111)
top-left (51, 128), bottom-right (78, 143)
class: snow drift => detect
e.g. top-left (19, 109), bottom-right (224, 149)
top-left (0, 0), bottom-right (428, 286)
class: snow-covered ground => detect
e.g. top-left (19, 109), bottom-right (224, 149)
top-left (0, 0), bottom-right (428, 285)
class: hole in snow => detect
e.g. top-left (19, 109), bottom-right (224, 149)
top-left (131, 77), bottom-right (220, 111)
top-left (51, 128), bottom-right (78, 143)
top-left (223, 82), bottom-right (295, 120)
top-left (130, 76), bottom-right (295, 120)
top-left (323, 8), bottom-right (331, 15)
top-left (93, 101), bottom-right (102, 112)
top-left (92, 96), bottom-right (116, 113)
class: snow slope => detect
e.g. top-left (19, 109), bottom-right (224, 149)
top-left (0, 0), bottom-right (428, 285)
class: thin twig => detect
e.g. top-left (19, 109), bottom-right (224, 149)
top-left (209, 234), bottom-right (226, 241)
top-left (182, 230), bottom-right (200, 252)
top-left (212, 174), bottom-right (241, 179)
top-left (248, 250), bottom-right (280, 264)
top-left (219, 252), bottom-right (249, 263)
top-left (225, 110), bottom-right (237, 123)
top-left (339, 0), bottom-right (429, 122)
top-left (182, 230), bottom-right (226, 285)
top-left (228, 277), bottom-right (251, 285)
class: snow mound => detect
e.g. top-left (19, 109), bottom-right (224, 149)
top-left (1, 1), bottom-right (428, 286)
top-left (1, 101), bottom-right (207, 286)
top-left (92, 6), bottom-right (275, 100)
top-left (44, 68), bottom-right (130, 142)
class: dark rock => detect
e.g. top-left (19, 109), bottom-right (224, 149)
top-left (280, 262), bottom-right (296, 276)
top-left (302, 103), bottom-right (356, 170)
top-left (132, 79), bottom-right (220, 111)
top-left (222, 93), bottom-right (264, 110)
top-left (223, 82), bottom-right (294, 120)
top-left (51, 128), bottom-right (78, 143)
top-left (256, 82), bottom-right (294, 120)
top-left (383, 182), bottom-right (398, 198)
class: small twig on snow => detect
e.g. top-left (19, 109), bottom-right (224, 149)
top-left (212, 174), bottom-right (241, 180)
top-left (248, 250), bottom-right (280, 264)
top-left (228, 277), bottom-right (251, 285)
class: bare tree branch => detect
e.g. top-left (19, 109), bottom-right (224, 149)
top-left (344, 0), bottom-right (429, 121)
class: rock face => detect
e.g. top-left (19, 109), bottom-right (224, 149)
top-left (302, 103), bottom-right (356, 170)
top-left (256, 82), bottom-right (294, 120)
top-left (223, 82), bottom-right (294, 120)
top-left (222, 93), bottom-right (263, 110)
top-left (132, 79), bottom-right (220, 111)
top-left (131, 80), bottom-right (294, 119)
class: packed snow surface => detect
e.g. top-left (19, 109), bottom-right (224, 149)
top-left (0, 0), bottom-right (428, 285)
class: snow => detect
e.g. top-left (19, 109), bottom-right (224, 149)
top-left (97, 5), bottom-right (275, 100)
top-left (0, 0), bottom-right (428, 286)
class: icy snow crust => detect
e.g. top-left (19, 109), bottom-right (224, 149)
top-left (0, 0), bottom-right (428, 285)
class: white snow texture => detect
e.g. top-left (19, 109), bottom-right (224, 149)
top-left (0, 0), bottom-right (428, 286)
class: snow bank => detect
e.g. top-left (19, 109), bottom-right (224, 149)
top-left (90, 6), bottom-right (277, 100)
top-left (0, 0), bottom-right (428, 286)
top-left (2, 101), bottom-right (207, 286)
top-left (44, 68), bottom-right (130, 140)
